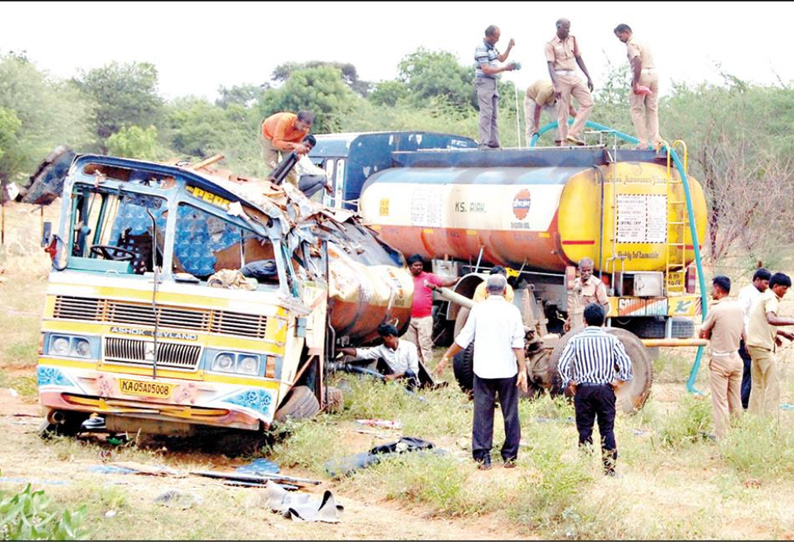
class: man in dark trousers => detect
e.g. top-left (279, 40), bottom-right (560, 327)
top-left (437, 274), bottom-right (528, 469)
top-left (557, 303), bottom-right (633, 476)
top-left (736, 267), bottom-right (770, 409)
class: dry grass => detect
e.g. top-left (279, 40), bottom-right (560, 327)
top-left (4, 200), bottom-right (794, 539)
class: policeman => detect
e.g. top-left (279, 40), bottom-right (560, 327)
top-left (566, 257), bottom-right (609, 332)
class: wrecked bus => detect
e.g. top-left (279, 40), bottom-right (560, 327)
top-left (36, 153), bottom-right (413, 437)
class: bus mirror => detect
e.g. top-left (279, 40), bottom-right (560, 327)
top-left (41, 221), bottom-right (52, 247)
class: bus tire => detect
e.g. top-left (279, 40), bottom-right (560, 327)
top-left (274, 386), bottom-right (320, 423)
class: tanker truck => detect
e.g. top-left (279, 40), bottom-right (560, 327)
top-left (310, 130), bottom-right (708, 412)
top-left (33, 151), bottom-right (415, 439)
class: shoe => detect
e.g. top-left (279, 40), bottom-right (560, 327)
top-left (476, 456), bottom-right (492, 470)
top-left (566, 135), bottom-right (585, 146)
top-left (503, 459), bottom-right (517, 469)
top-left (605, 470), bottom-right (622, 478)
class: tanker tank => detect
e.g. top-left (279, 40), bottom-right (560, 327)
top-left (358, 147), bottom-right (707, 275)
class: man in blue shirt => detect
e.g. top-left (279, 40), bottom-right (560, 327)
top-left (474, 25), bottom-right (517, 150)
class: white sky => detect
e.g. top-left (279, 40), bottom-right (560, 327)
top-left (2, 1), bottom-right (791, 102)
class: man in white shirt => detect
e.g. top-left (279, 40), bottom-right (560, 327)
top-left (436, 274), bottom-right (528, 470)
top-left (295, 135), bottom-right (332, 199)
top-left (339, 323), bottom-right (420, 389)
top-left (736, 268), bottom-right (770, 409)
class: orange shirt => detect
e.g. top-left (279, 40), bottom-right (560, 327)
top-left (261, 112), bottom-right (309, 151)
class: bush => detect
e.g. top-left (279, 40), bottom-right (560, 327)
top-left (0, 481), bottom-right (88, 540)
top-left (720, 415), bottom-right (794, 479)
top-left (657, 394), bottom-right (713, 449)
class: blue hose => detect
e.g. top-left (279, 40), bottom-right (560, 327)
top-left (530, 120), bottom-right (708, 395)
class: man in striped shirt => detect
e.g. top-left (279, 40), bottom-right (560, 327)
top-left (557, 303), bottom-right (633, 476)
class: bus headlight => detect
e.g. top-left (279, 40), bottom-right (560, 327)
top-left (51, 336), bottom-right (71, 356)
top-left (212, 353), bottom-right (235, 372)
top-left (74, 339), bottom-right (91, 358)
top-left (238, 356), bottom-right (259, 376)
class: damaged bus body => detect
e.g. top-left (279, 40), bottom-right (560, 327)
top-left (36, 154), bottom-right (412, 437)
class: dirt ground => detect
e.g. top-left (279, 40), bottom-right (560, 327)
top-left (4, 199), bottom-right (794, 539)
top-left (0, 385), bottom-right (540, 540)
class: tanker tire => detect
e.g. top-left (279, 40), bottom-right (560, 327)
top-left (452, 343), bottom-right (475, 394)
top-left (548, 327), bottom-right (652, 414)
top-left (274, 386), bottom-right (320, 423)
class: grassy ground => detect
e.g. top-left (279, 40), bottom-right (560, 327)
top-left (3, 200), bottom-right (794, 539)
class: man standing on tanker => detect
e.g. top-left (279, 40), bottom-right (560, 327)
top-left (474, 25), bottom-right (517, 150)
top-left (405, 254), bottom-right (457, 367)
top-left (566, 257), bottom-right (609, 332)
top-left (613, 24), bottom-right (663, 150)
top-left (545, 18), bottom-right (594, 146)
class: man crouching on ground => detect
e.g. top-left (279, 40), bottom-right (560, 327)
top-left (557, 303), bottom-right (633, 476)
top-left (436, 274), bottom-right (528, 470)
top-left (339, 323), bottom-right (420, 390)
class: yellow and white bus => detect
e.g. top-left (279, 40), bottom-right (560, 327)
top-left (38, 154), bottom-right (330, 437)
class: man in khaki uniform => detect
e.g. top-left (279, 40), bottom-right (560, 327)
top-left (545, 18), bottom-right (594, 146)
top-left (566, 258), bottom-right (609, 332)
top-left (614, 24), bottom-right (662, 150)
top-left (472, 266), bottom-right (515, 303)
top-left (524, 80), bottom-right (577, 143)
top-left (698, 276), bottom-right (745, 439)
top-left (746, 272), bottom-right (794, 417)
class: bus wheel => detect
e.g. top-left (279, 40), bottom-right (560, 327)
top-left (274, 386), bottom-right (320, 423)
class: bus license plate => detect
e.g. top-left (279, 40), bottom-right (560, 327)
top-left (118, 379), bottom-right (174, 399)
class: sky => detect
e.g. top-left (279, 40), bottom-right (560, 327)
top-left (2, 1), bottom-right (791, 102)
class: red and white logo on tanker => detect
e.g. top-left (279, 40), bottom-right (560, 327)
top-left (512, 189), bottom-right (531, 220)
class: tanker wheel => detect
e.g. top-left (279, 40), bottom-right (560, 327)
top-left (452, 343), bottom-right (474, 395)
top-left (549, 327), bottom-right (653, 414)
top-left (274, 386), bottom-right (320, 423)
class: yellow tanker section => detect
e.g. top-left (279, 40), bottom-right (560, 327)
top-left (558, 162), bottom-right (707, 272)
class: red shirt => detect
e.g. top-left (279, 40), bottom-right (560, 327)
top-left (412, 272), bottom-right (443, 318)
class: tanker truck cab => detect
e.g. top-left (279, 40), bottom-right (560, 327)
top-left (38, 154), bottom-right (329, 437)
top-left (311, 132), bottom-right (709, 412)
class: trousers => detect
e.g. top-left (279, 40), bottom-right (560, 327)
top-left (472, 374), bottom-right (521, 462)
top-left (573, 384), bottom-right (617, 473)
top-left (475, 77), bottom-right (500, 148)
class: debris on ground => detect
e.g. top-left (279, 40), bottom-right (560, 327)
top-left (324, 437), bottom-right (443, 478)
top-left (234, 458), bottom-right (280, 476)
top-left (154, 489), bottom-right (203, 509)
top-left (87, 465), bottom-right (139, 475)
top-left (263, 482), bottom-right (344, 523)
top-left (354, 429), bottom-right (393, 439)
top-left (355, 419), bottom-right (403, 430)
top-left (191, 470), bottom-right (321, 488)
top-left (86, 462), bottom-right (185, 477)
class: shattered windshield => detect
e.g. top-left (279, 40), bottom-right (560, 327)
top-left (173, 203), bottom-right (278, 284)
top-left (69, 185), bottom-right (166, 273)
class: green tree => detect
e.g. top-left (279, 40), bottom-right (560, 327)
top-left (397, 48), bottom-right (475, 111)
top-left (216, 83), bottom-right (266, 109)
top-left (0, 106), bottom-right (22, 161)
top-left (272, 61), bottom-right (371, 97)
top-left (74, 61), bottom-right (163, 153)
top-left (259, 66), bottom-right (362, 133)
top-left (106, 125), bottom-right (163, 160)
top-left (0, 52), bottom-right (90, 184)
top-left (165, 96), bottom-right (263, 177)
